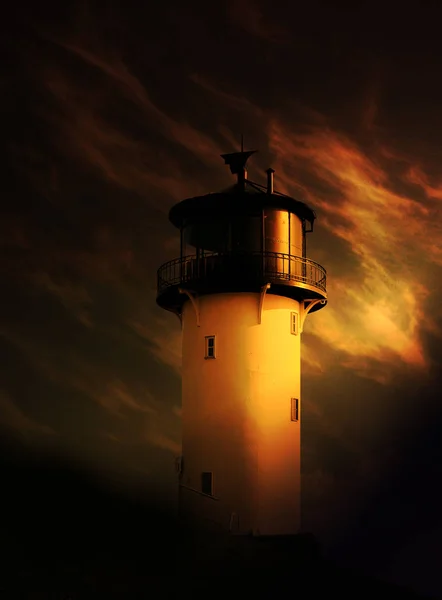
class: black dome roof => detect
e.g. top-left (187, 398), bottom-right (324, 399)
top-left (169, 181), bottom-right (316, 228)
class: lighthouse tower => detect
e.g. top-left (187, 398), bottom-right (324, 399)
top-left (156, 150), bottom-right (327, 536)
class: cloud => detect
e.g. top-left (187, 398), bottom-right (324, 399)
top-left (100, 431), bottom-right (121, 443)
top-left (302, 343), bottom-right (325, 375)
top-left (190, 73), bottom-right (264, 118)
top-left (227, 0), bottom-right (290, 44)
top-left (361, 90), bottom-right (379, 131)
top-left (1, 329), bottom-right (158, 420)
top-left (0, 390), bottom-right (56, 438)
top-left (43, 38), bottom-right (228, 175)
top-left (92, 379), bottom-right (157, 418)
top-left (0, 325), bottom-right (183, 460)
top-left (267, 119), bottom-right (442, 380)
top-left (405, 164), bottom-right (442, 201)
top-left (41, 72), bottom-right (200, 203)
top-left (146, 431), bottom-right (181, 455)
top-left (31, 272), bottom-right (93, 327)
top-left (172, 405), bottom-right (182, 418)
top-left (128, 317), bottom-right (182, 375)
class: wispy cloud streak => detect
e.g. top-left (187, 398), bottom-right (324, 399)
top-left (268, 120), bottom-right (442, 378)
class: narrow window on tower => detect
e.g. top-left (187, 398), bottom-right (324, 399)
top-left (291, 312), bottom-right (298, 335)
top-left (205, 335), bottom-right (216, 359)
top-left (201, 472), bottom-right (213, 496)
top-left (291, 398), bottom-right (299, 422)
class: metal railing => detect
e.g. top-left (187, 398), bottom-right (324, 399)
top-left (157, 251), bottom-right (326, 296)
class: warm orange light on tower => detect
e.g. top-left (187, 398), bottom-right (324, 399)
top-left (156, 149), bottom-right (326, 535)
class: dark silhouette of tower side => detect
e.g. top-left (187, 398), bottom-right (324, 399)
top-left (157, 150), bottom-right (327, 536)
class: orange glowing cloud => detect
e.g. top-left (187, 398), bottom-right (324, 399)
top-left (268, 120), bottom-right (442, 379)
top-left (405, 165), bottom-right (442, 201)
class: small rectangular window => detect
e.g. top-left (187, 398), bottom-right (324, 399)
top-left (205, 335), bottom-right (216, 359)
top-left (201, 472), bottom-right (213, 496)
top-left (291, 312), bottom-right (298, 335)
top-left (291, 398), bottom-right (299, 422)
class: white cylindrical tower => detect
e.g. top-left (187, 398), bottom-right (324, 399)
top-left (157, 150), bottom-right (327, 536)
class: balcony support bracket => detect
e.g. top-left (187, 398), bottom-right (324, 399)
top-left (178, 288), bottom-right (200, 327)
top-left (300, 299), bottom-right (327, 333)
top-left (258, 283), bottom-right (271, 324)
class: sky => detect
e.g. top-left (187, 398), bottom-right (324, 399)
top-left (2, 1), bottom-right (442, 596)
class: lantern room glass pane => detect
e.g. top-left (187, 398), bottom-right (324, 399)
top-left (264, 209), bottom-right (289, 254)
top-left (230, 216), bottom-right (262, 253)
top-left (290, 214), bottom-right (303, 257)
top-left (183, 219), bottom-right (230, 254)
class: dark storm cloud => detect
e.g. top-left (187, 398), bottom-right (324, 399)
top-left (2, 11), bottom-right (190, 474)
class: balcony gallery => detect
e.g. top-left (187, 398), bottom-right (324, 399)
top-left (157, 209), bottom-right (327, 315)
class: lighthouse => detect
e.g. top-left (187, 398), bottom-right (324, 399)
top-left (156, 149), bottom-right (327, 536)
